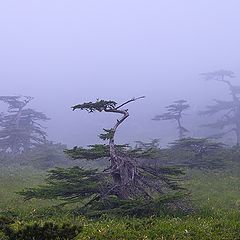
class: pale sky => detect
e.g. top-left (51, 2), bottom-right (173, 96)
top-left (1, 1), bottom-right (240, 146)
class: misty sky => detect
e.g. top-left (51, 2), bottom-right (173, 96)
top-left (1, 1), bottom-right (240, 146)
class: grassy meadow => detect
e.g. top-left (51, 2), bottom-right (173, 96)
top-left (0, 161), bottom-right (240, 239)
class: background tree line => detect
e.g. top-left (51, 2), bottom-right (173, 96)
top-left (1, 69), bottom-right (240, 217)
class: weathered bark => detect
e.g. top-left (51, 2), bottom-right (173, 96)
top-left (105, 97), bottom-right (144, 199)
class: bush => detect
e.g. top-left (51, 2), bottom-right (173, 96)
top-left (0, 218), bottom-right (82, 240)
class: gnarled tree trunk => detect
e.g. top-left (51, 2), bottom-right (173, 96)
top-left (106, 98), bottom-right (141, 199)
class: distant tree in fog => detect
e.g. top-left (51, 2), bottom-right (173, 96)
top-left (0, 96), bottom-right (49, 154)
top-left (152, 100), bottom-right (190, 139)
top-left (200, 70), bottom-right (240, 145)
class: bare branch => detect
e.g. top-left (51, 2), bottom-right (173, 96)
top-left (115, 96), bottom-right (145, 110)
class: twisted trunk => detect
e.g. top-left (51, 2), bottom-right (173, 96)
top-left (105, 97), bottom-right (143, 199)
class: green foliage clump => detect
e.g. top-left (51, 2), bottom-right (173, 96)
top-left (72, 100), bottom-right (117, 112)
top-left (19, 164), bottom-right (187, 217)
top-left (0, 219), bottom-right (81, 240)
top-left (19, 166), bottom-right (106, 204)
top-left (99, 128), bottom-right (115, 140)
top-left (65, 144), bottom-right (111, 160)
top-left (65, 142), bottom-right (161, 161)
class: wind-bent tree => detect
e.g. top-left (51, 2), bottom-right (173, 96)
top-left (20, 97), bottom-right (187, 216)
top-left (152, 100), bottom-right (190, 139)
top-left (200, 70), bottom-right (240, 145)
top-left (0, 96), bottom-right (49, 154)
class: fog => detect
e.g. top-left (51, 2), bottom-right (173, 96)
top-left (1, 1), bottom-right (240, 147)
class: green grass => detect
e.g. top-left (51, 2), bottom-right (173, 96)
top-left (0, 163), bottom-right (240, 239)
top-left (0, 166), bottom-right (55, 219)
